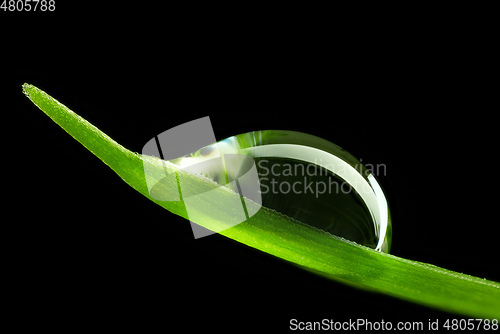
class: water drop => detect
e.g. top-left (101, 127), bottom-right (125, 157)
top-left (178, 130), bottom-right (392, 252)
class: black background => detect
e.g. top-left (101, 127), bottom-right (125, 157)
top-left (3, 5), bottom-right (498, 332)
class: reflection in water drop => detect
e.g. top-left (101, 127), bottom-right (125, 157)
top-left (176, 130), bottom-right (392, 253)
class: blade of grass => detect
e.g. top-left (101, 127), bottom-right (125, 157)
top-left (23, 83), bottom-right (500, 319)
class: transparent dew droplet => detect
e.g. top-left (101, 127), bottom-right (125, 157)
top-left (177, 130), bottom-right (392, 253)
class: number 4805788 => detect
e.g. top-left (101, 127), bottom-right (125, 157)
top-left (1, 0), bottom-right (56, 11)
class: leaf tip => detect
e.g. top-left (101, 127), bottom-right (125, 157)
top-left (22, 83), bottom-right (35, 100)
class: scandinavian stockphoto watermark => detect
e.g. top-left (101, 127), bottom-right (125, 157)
top-left (141, 116), bottom-right (388, 239)
top-left (289, 318), bottom-right (499, 331)
top-left (141, 116), bottom-right (262, 239)
top-left (256, 157), bottom-right (387, 198)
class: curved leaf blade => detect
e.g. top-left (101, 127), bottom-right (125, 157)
top-left (23, 83), bottom-right (500, 319)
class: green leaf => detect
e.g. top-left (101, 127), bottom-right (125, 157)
top-left (23, 83), bottom-right (500, 319)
